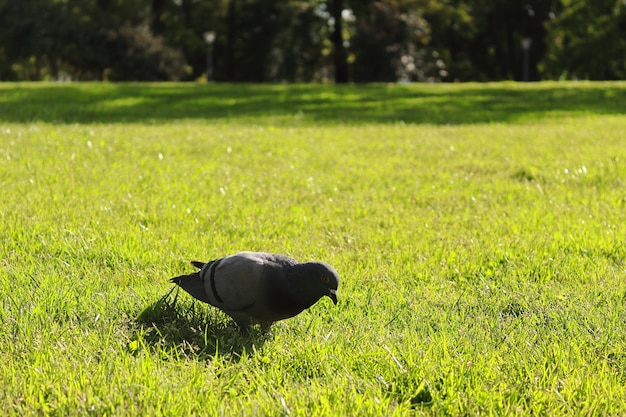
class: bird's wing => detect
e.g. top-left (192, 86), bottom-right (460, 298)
top-left (210, 252), bottom-right (297, 311)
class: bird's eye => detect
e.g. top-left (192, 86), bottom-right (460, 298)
top-left (321, 276), bottom-right (330, 284)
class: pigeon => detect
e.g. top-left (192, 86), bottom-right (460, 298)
top-left (170, 251), bottom-right (340, 331)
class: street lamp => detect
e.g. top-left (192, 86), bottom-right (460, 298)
top-left (203, 31), bottom-right (216, 81)
top-left (521, 37), bottom-right (532, 82)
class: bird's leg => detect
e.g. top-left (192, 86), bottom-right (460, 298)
top-left (227, 312), bottom-right (251, 334)
top-left (237, 323), bottom-right (250, 335)
top-left (259, 321), bottom-right (274, 334)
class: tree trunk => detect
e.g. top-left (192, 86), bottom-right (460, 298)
top-left (330, 0), bottom-right (349, 83)
top-left (48, 56), bottom-right (59, 80)
top-left (96, 0), bottom-right (110, 11)
top-left (151, 0), bottom-right (165, 35)
top-left (182, 0), bottom-right (192, 28)
top-left (226, 0), bottom-right (237, 81)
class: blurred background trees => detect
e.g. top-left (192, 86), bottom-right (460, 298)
top-left (0, 0), bottom-right (623, 82)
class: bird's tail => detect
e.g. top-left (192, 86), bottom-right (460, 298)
top-left (169, 259), bottom-right (206, 293)
top-left (170, 271), bottom-right (211, 304)
top-left (170, 271), bottom-right (197, 285)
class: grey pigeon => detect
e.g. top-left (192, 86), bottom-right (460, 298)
top-left (170, 251), bottom-right (340, 331)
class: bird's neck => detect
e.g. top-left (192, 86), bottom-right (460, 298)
top-left (286, 264), bottom-right (322, 307)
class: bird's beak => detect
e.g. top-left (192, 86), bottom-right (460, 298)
top-left (327, 289), bottom-right (338, 305)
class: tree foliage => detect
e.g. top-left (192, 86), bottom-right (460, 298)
top-left (542, 0), bottom-right (626, 80)
top-left (0, 0), bottom-right (186, 80)
top-left (0, 0), bottom-right (623, 82)
top-left (350, 1), bottom-right (439, 82)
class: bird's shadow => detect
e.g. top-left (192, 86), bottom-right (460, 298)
top-left (132, 287), bottom-right (269, 361)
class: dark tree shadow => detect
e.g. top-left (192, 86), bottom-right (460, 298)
top-left (133, 287), bottom-right (269, 361)
top-left (1, 83), bottom-right (625, 125)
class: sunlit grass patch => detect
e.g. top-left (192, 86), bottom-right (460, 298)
top-left (1, 82), bottom-right (625, 415)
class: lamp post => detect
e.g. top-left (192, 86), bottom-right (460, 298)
top-left (203, 31), bottom-right (216, 81)
top-left (521, 37), bottom-right (532, 82)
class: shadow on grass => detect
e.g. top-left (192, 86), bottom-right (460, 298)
top-left (1, 82), bottom-right (625, 125)
top-left (133, 287), bottom-right (269, 361)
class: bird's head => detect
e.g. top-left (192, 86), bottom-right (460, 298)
top-left (295, 261), bottom-right (340, 305)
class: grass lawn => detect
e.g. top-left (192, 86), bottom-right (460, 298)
top-left (1, 81), bottom-right (625, 415)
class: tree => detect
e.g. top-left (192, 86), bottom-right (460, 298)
top-left (329, 0), bottom-right (349, 83)
top-left (350, 1), bottom-right (438, 82)
top-left (0, 0), bottom-right (187, 80)
top-left (542, 0), bottom-right (626, 80)
top-left (271, 1), bottom-right (330, 82)
top-left (1, 0), bottom-right (623, 82)
top-left (151, 0), bottom-right (166, 35)
top-left (420, 0), bottom-right (476, 81)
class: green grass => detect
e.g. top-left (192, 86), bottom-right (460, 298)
top-left (1, 81), bottom-right (625, 125)
top-left (1, 82), bottom-right (625, 415)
